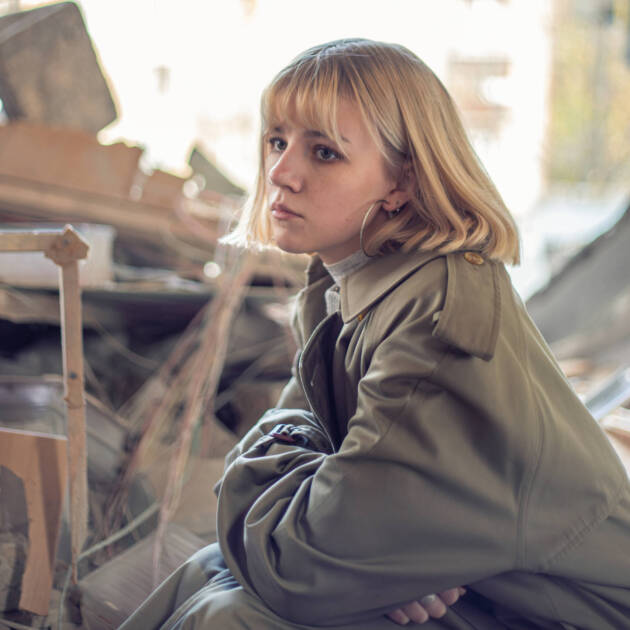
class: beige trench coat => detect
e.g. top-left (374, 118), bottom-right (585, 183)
top-left (121, 249), bottom-right (630, 629)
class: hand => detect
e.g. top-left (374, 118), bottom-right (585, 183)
top-left (386, 587), bottom-right (466, 625)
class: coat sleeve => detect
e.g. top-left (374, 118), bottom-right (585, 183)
top-left (223, 294), bottom-right (312, 470)
top-left (222, 347), bottom-right (315, 471)
top-left (216, 299), bottom-right (522, 627)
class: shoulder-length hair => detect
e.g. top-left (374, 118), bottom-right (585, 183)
top-left (223, 38), bottom-right (520, 265)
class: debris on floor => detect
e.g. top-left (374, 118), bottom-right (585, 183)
top-left (79, 524), bottom-right (208, 630)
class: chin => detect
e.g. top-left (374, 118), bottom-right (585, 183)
top-left (271, 234), bottom-right (310, 256)
top-left (275, 243), bottom-right (310, 256)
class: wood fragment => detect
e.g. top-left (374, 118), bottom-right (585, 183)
top-left (0, 428), bottom-right (67, 615)
top-left (58, 261), bottom-right (88, 583)
top-left (152, 253), bottom-right (253, 583)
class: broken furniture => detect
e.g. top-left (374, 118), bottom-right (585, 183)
top-left (0, 374), bottom-right (155, 526)
top-left (0, 225), bottom-right (89, 614)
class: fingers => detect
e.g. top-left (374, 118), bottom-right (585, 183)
top-left (406, 600), bottom-right (433, 623)
top-left (386, 598), bottom-right (442, 625)
top-left (419, 594), bottom-right (447, 618)
top-left (387, 601), bottom-right (430, 624)
top-left (437, 586), bottom-right (466, 606)
top-left (386, 588), bottom-right (467, 625)
top-left (386, 608), bottom-right (411, 625)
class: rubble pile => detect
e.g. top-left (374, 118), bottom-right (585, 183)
top-left (0, 2), bottom-right (301, 628)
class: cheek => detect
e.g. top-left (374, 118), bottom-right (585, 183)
top-left (330, 180), bottom-right (369, 207)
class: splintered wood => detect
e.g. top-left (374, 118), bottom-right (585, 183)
top-left (100, 249), bottom-right (253, 582)
top-left (152, 254), bottom-right (253, 582)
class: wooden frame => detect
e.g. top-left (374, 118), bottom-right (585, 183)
top-left (0, 225), bottom-right (89, 611)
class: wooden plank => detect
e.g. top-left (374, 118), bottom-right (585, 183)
top-left (0, 427), bottom-right (67, 615)
top-left (80, 524), bottom-right (207, 629)
top-left (0, 122), bottom-right (137, 196)
top-left (58, 261), bottom-right (88, 581)
top-left (0, 174), bottom-right (220, 244)
top-left (0, 229), bottom-right (58, 252)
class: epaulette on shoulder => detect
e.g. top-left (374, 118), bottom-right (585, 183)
top-left (431, 252), bottom-right (501, 361)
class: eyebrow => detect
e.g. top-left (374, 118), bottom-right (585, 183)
top-left (271, 125), bottom-right (350, 144)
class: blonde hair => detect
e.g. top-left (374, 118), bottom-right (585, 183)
top-left (224, 38), bottom-right (520, 265)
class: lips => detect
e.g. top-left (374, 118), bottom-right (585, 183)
top-left (271, 202), bottom-right (302, 220)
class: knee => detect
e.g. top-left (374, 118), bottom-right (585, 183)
top-left (174, 542), bottom-right (224, 606)
top-left (187, 542), bottom-right (225, 573)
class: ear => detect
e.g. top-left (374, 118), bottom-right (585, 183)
top-left (381, 162), bottom-right (415, 212)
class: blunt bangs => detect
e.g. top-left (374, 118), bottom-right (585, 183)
top-left (262, 54), bottom-right (351, 154)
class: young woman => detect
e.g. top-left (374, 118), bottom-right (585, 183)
top-left (120, 39), bottom-right (630, 629)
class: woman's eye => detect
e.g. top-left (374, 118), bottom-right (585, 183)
top-left (315, 145), bottom-right (342, 162)
top-left (268, 136), bottom-right (287, 152)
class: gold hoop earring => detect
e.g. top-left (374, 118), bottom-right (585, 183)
top-left (359, 201), bottom-right (380, 258)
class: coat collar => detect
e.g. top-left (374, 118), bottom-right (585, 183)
top-left (339, 249), bottom-right (447, 323)
top-left (304, 249), bottom-right (444, 324)
top-left (303, 248), bottom-right (502, 361)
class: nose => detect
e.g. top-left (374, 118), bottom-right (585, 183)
top-left (267, 146), bottom-right (303, 193)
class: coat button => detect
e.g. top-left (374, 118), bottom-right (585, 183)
top-left (464, 252), bottom-right (484, 265)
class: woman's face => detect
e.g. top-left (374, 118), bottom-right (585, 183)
top-left (264, 99), bottom-right (401, 264)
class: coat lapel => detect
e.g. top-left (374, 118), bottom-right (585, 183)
top-left (339, 249), bottom-right (444, 323)
top-left (298, 311), bottom-right (344, 449)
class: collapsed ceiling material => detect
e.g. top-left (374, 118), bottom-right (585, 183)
top-left (0, 2), bottom-right (117, 133)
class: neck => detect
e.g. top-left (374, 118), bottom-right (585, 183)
top-left (323, 249), bottom-right (370, 285)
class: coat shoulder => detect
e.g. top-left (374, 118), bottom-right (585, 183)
top-left (431, 252), bottom-right (503, 361)
top-left (380, 251), bottom-right (504, 361)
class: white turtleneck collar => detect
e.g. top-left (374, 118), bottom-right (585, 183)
top-left (322, 250), bottom-right (371, 315)
top-left (323, 249), bottom-right (371, 285)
